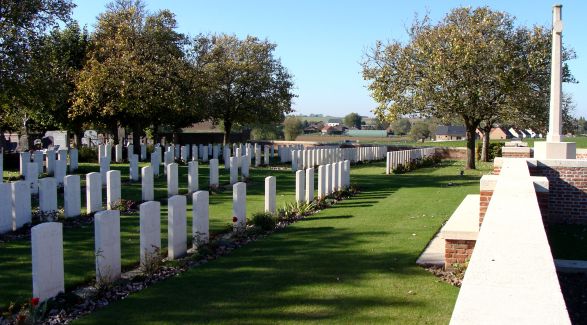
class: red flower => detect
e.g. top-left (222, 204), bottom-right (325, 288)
top-left (232, 216), bottom-right (238, 223)
top-left (31, 297), bottom-right (40, 306)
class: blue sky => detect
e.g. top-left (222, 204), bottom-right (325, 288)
top-left (72, 0), bottom-right (587, 119)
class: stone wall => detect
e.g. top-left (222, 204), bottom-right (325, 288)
top-left (501, 147), bottom-right (533, 158)
top-left (493, 158), bottom-right (587, 224)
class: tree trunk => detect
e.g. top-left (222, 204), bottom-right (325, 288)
top-left (464, 121), bottom-right (477, 170)
top-left (480, 127), bottom-right (491, 162)
top-left (132, 125), bottom-right (141, 155)
top-left (223, 120), bottom-right (232, 145)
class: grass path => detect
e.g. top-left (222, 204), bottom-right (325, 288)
top-left (75, 161), bottom-right (489, 324)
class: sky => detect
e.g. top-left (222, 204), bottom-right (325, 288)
top-left (72, 0), bottom-right (587, 119)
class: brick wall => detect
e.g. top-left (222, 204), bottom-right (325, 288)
top-left (501, 151), bottom-right (532, 158)
top-left (479, 190), bottom-right (493, 225)
top-left (445, 239), bottom-right (476, 268)
top-left (529, 166), bottom-right (587, 224)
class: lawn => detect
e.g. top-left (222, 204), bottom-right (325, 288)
top-left (71, 160), bottom-right (490, 324)
top-left (0, 160), bottom-right (299, 306)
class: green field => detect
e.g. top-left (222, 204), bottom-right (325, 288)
top-left (295, 135), bottom-right (587, 149)
top-left (71, 160), bottom-right (491, 324)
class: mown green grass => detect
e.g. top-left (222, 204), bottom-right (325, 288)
top-left (73, 160), bottom-right (490, 324)
top-left (0, 160), bottom-right (299, 306)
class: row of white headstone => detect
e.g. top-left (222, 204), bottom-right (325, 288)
top-left (385, 148), bottom-right (437, 174)
top-left (103, 142), bottom-right (276, 165)
top-left (30, 173), bottom-right (291, 302)
top-left (290, 146), bottom-right (386, 171)
top-left (295, 160), bottom-right (352, 203)
top-left (18, 148), bottom-right (78, 179)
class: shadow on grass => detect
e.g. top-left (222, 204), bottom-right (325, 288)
top-left (78, 225), bottom-right (426, 324)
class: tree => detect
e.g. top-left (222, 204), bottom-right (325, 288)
top-left (71, 0), bottom-right (197, 153)
top-left (190, 33), bottom-right (296, 144)
top-left (363, 7), bottom-right (530, 169)
top-left (409, 121), bottom-right (431, 142)
top-left (283, 116), bottom-right (303, 141)
top-left (0, 0), bottom-right (74, 149)
top-left (250, 124), bottom-right (279, 140)
top-left (391, 118), bottom-right (411, 135)
top-left (26, 22), bottom-right (89, 146)
top-left (344, 113), bottom-right (362, 129)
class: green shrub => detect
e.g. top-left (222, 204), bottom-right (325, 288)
top-left (250, 212), bottom-right (277, 231)
top-left (78, 147), bottom-right (99, 163)
top-left (475, 142), bottom-right (505, 161)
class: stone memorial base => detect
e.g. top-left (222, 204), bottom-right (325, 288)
top-left (533, 141), bottom-right (576, 159)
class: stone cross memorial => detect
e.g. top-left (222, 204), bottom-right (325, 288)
top-left (534, 4), bottom-right (576, 159)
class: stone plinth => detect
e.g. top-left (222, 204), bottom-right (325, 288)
top-left (533, 141), bottom-right (576, 160)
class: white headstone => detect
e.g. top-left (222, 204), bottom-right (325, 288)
top-left (94, 210), bottom-right (121, 283)
top-left (167, 163), bottom-right (178, 197)
top-left (139, 201), bottom-right (161, 266)
top-left (46, 149), bottom-right (55, 176)
top-left (11, 180), bottom-right (31, 230)
top-left (54, 158), bottom-right (66, 186)
top-left (264, 145), bottom-right (270, 165)
top-left (86, 172), bottom-right (102, 214)
top-left (129, 154), bottom-right (139, 181)
top-left (100, 157), bottom-right (110, 185)
top-left (64, 175), bottom-right (81, 218)
top-left (295, 170), bottom-right (305, 203)
top-left (188, 160), bottom-right (199, 193)
top-left (233, 182), bottom-right (247, 231)
top-left (331, 163), bottom-right (338, 192)
top-left (192, 144), bottom-right (198, 161)
top-left (317, 165), bottom-right (326, 199)
top-left (19, 151), bottom-right (31, 177)
top-left (106, 170), bottom-right (121, 210)
top-left (140, 144), bottom-right (147, 161)
top-left (209, 159), bottom-right (219, 188)
top-left (264, 176), bottom-right (276, 214)
top-left (0, 183), bottom-right (12, 233)
top-left (241, 155), bottom-right (249, 179)
top-left (32, 222), bottom-right (64, 302)
top-left (26, 162), bottom-right (38, 194)
top-left (141, 166), bottom-right (154, 201)
top-left (20, 152), bottom-right (31, 177)
top-left (305, 168), bottom-right (314, 203)
top-left (70, 148), bottom-right (78, 172)
top-left (150, 152), bottom-right (160, 177)
top-left (115, 144), bottom-right (123, 163)
top-left (33, 151), bottom-right (43, 175)
top-left (192, 191), bottom-right (209, 246)
top-left (39, 177), bottom-right (57, 214)
top-left (229, 157), bottom-right (238, 185)
top-left (167, 195), bottom-right (187, 260)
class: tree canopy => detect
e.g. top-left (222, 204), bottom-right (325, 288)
top-left (362, 6), bottom-right (575, 169)
top-left (283, 116), bottom-right (303, 141)
top-left (344, 113), bottom-right (362, 129)
top-left (70, 0), bottom-right (198, 151)
top-left (190, 33), bottom-right (296, 144)
top-left (0, 0), bottom-right (74, 140)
